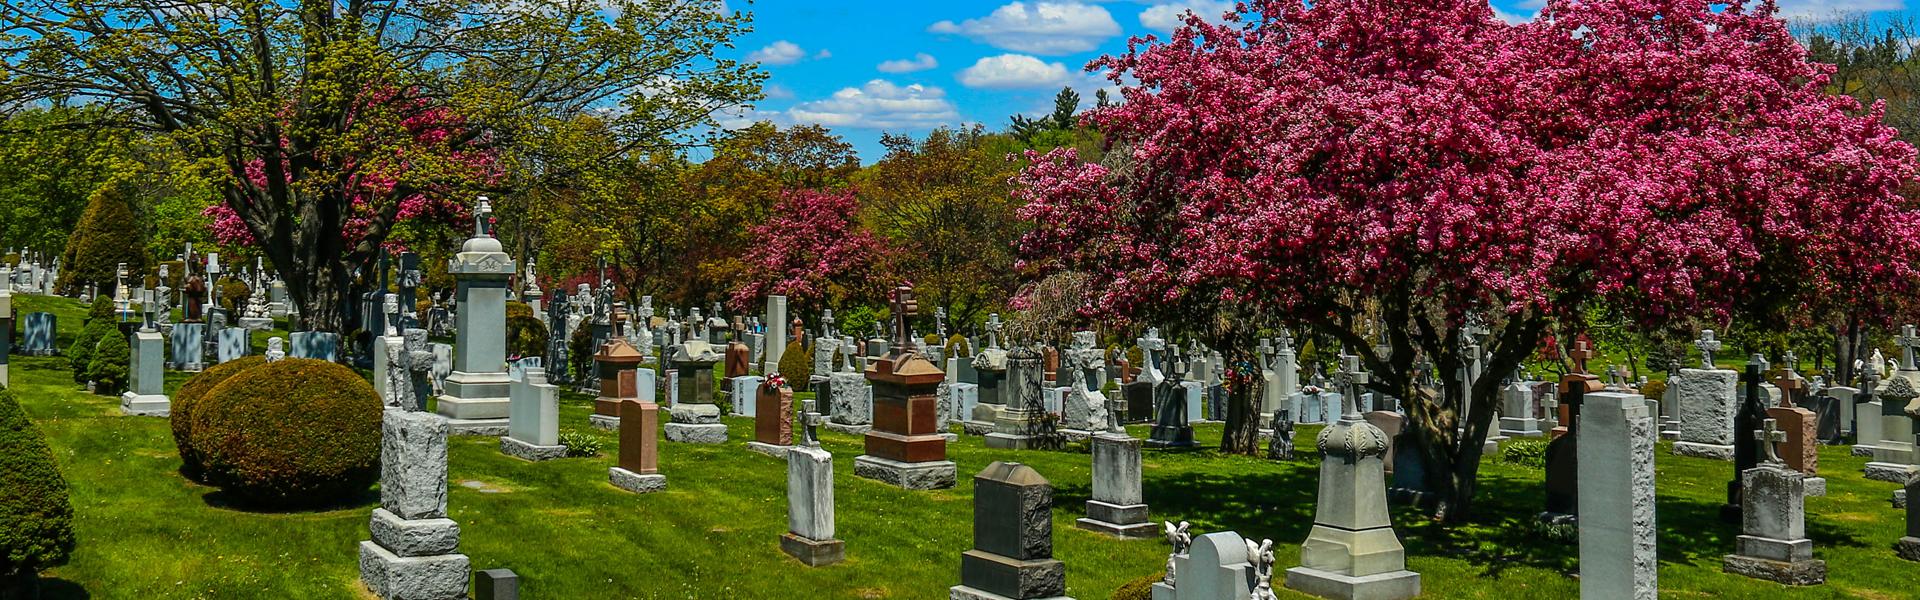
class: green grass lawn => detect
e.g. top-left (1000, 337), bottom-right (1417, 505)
top-left (6, 294), bottom-right (1915, 599)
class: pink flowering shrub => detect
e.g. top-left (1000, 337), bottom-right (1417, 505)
top-left (730, 188), bottom-right (891, 312)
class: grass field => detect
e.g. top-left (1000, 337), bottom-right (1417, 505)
top-left (6, 294), bottom-right (1915, 599)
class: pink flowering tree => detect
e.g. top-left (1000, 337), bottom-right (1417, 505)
top-left (1015, 0), bottom-right (1920, 521)
top-left (730, 188), bottom-right (893, 315)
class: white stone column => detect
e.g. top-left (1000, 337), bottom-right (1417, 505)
top-left (762, 295), bottom-right (787, 375)
top-left (437, 201), bottom-right (516, 432)
top-left (1578, 391), bottom-right (1658, 599)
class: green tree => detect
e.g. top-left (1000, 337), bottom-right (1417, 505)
top-left (0, 389), bottom-right (77, 595)
top-left (55, 181), bottom-right (149, 296)
top-left (856, 127), bottom-right (1025, 326)
top-left (89, 328), bottom-right (130, 395)
top-left (2, 0), bottom-right (765, 333)
top-left (0, 105), bottom-right (136, 258)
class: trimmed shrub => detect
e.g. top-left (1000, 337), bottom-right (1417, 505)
top-left (1639, 379), bottom-right (1667, 401)
top-left (88, 329), bottom-right (130, 395)
top-left (171, 356), bottom-right (267, 482)
top-left (505, 315), bottom-right (548, 361)
top-left (0, 389), bottom-right (77, 587)
top-left (67, 314), bottom-right (115, 384)
top-left (216, 277), bottom-right (250, 313)
top-left (1112, 573), bottom-right (1159, 600)
top-left (189, 359), bottom-right (383, 508)
top-left (56, 180), bottom-right (150, 296)
top-left (946, 334), bottom-right (972, 360)
top-left (777, 340), bottom-right (812, 391)
top-left (506, 301), bottom-right (534, 320)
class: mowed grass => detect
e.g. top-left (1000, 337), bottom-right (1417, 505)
top-left (6, 294), bottom-right (1915, 599)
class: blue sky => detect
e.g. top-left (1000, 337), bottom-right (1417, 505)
top-left (716, 0), bottom-right (1912, 162)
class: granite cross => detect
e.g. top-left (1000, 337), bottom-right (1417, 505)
top-left (1899, 324), bottom-right (1920, 371)
top-left (888, 284), bottom-right (918, 352)
top-left (1696, 329), bottom-right (1722, 369)
top-left (1569, 339), bottom-right (1594, 375)
top-left (1276, 327), bottom-right (1293, 352)
top-left (1755, 418), bottom-right (1787, 464)
top-left (1336, 353), bottom-right (1370, 418)
top-left (1257, 338), bottom-right (1276, 368)
top-left (984, 313), bottom-right (1004, 350)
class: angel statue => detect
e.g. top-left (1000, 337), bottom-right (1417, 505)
top-left (1248, 538), bottom-right (1277, 600)
top-left (1163, 521), bottom-right (1192, 585)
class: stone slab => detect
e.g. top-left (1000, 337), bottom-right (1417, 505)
top-left (1865, 462), bottom-right (1918, 483)
top-left (824, 421), bottom-right (872, 436)
top-left (1283, 566), bottom-right (1421, 600)
top-left (664, 422), bottom-right (728, 444)
top-left (499, 436), bottom-right (566, 462)
top-left (382, 409), bottom-right (449, 520)
top-left (1672, 441), bottom-right (1735, 461)
top-left (609, 467), bottom-right (667, 494)
top-left (1073, 516), bottom-right (1156, 539)
top-left (358, 540), bottom-right (469, 600)
top-left (369, 508), bottom-right (460, 558)
top-left (948, 586), bottom-right (1070, 600)
top-left (853, 455), bottom-right (956, 490)
top-left (1722, 554), bottom-right (1826, 586)
top-left (780, 532), bottom-right (845, 567)
top-left (589, 414), bottom-right (620, 431)
top-left (747, 441), bottom-right (792, 459)
top-left (443, 417), bottom-right (509, 437)
top-left (120, 393), bottom-right (171, 417)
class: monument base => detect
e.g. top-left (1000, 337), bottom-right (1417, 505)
top-left (609, 467), bottom-right (667, 494)
top-left (499, 436), bottom-right (566, 462)
top-left (948, 586), bottom-right (1070, 600)
top-left (442, 417), bottom-right (508, 437)
top-left (588, 414), bottom-right (620, 431)
top-left (1864, 462), bottom-right (1918, 483)
top-left (1722, 554), bottom-right (1826, 586)
top-left (120, 392), bottom-right (170, 417)
top-left (1853, 444), bottom-right (1879, 458)
top-left (779, 532), bottom-right (845, 567)
top-left (1283, 566), bottom-right (1421, 600)
top-left (1672, 441), bottom-right (1735, 461)
top-left (1074, 499), bottom-right (1155, 539)
top-left (238, 317), bottom-right (274, 331)
top-left (664, 422), bottom-right (728, 444)
top-left (1805, 477), bottom-right (1827, 497)
top-left (357, 540), bottom-right (469, 600)
top-left (1145, 425), bottom-right (1195, 449)
top-left (983, 432), bottom-right (1038, 450)
top-left (961, 420), bottom-right (995, 436)
top-left (1896, 536), bottom-right (1920, 562)
top-left (823, 421), bottom-right (872, 436)
top-left (746, 441), bottom-right (792, 459)
top-left (853, 455), bottom-right (956, 490)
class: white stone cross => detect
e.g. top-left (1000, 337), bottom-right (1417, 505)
top-left (1276, 327), bottom-right (1293, 352)
top-left (1257, 338), bottom-right (1275, 367)
top-left (985, 313), bottom-right (1004, 350)
top-left (1695, 329), bottom-right (1722, 369)
top-left (1336, 353), bottom-right (1369, 418)
top-left (1755, 418), bottom-right (1786, 464)
top-left (1898, 324), bottom-right (1920, 371)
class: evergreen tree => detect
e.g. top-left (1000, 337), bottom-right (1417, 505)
top-left (55, 180), bottom-right (149, 297)
top-left (0, 389), bottom-right (77, 595)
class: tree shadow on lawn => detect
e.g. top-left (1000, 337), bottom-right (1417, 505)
top-left (25, 577), bottom-right (90, 600)
top-left (200, 486), bottom-right (380, 515)
top-left (1053, 464), bottom-right (1322, 544)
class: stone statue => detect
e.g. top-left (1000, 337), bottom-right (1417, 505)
top-left (1267, 408), bottom-right (1294, 460)
top-left (1068, 331), bottom-right (1118, 433)
top-left (1163, 521), bottom-right (1192, 585)
top-left (1248, 538), bottom-right (1277, 600)
top-left (266, 337), bottom-right (286, 362)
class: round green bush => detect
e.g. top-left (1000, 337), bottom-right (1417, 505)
top-left (505, 314), bottom-right (548, 361)
top-left (946, 334), bottom-right (972, 360)
top-left (0, 389), bottom-right (76, 587)
top-left (777, 339), bottom-right (812, 392)
top-left (88, 329), bottom-right (129, 395)
top-left (216, 277), bottom-right (250, 313)
top-left (67, 311), bottom-right (116, 385)
top-left (171, 356), bottom-right (267, 482)
top-left (568, 322), bottom-right (595, 383)
top-left (188, 359), bottom-right (383, 508)
top-left (1112, 573), bottom-right (1160, 600)
top-left (506, 301), bottom-right (534, 320)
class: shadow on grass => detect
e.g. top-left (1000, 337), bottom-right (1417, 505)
top-left (17, 577), bottom-right (90, 600)
top-left (200, 486), bottom-right (380, 514)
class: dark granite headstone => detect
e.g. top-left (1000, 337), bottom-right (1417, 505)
top-left (473, 568), bottom-right (519, 600)
top-left (956, 462), bottom-right (1067, 599)
top-left (1122, 380), bottom-right (1154, 423)
top-left (1147, 380), bottom-right (1194, 448)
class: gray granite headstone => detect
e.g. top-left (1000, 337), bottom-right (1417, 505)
top-left (953, 462), bottom-right (1067, 600)
top-left (170, 322), bottom-right (205, 371)
top-left (21, 312), bottom-right (55, 355)
top-left (216, 327), bottom-right (249, 363)
top-left (1578, 391), bottom-right (1657, 599)
top-left (473, 569), bottom-right (518, 600)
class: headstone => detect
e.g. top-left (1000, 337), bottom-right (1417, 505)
top-left (359, 409), bottom-right (469, 600)
top-left (289, 331), bottom-right (341, 362)
top-left (473, 569), bottom-right (518, 600)
top-left (666, 340), bottom-right (728, 444)
top-left (0, 289), bottom-right (9, 387)
top-left (1724, 355), bottom-right (1771, 521)
top-left (609, 399), bottom-right (666, 494)
top-left (1721, 419), bottom-right (1827, 585)
top-left (1866, 376), bottom-right (1920, 483)
top-left (827, 371), bottom-right (873, 433)
top-left (1284, 355), bottom-right (1420, 600)
top-left (985, 345), bottom-right (1050, 450)
top-left (1260, 332), bottom-right (1299, 423)
top-left (853, 285), bottom-right (956, 490)
top-left (780, 445), bottom-right (844, 567)
top-left (1499, 380), bottom-right (1543, 437)
top-left (501, 365), bottom-right (565, 462)
top-left (1147, 350), bottom-right (1197, 449)
top-left (762, 295), bottom-right (787, 374)
top-left (437, 199), bottom-right (516, 434)
top-left (1766, 405), bottom-right (1824, 495)
top-left (590, 336), bottom-right (646, 430)
top-left (950, 462), bottom-right (1070, 600)
top-left (1899, 462), bottom-right (1920, 561)
top-left (1062, 331), bottom-right (1117, 434)
top-left (380, 330), bottom-right (436, 412)
top-left (1672, 368), bottom-right (1741, 460)
top-left (20, 312), bottom-right (55, 355)
top-left (122, 327), bottom-right (169, 416)
top-left (730, 374), bottom-right (764, 418)
top-left (169, 322), bottom-right (206, 372)
top-left (1076, 434), bottom-right (1154, 538)
top-left (1577, 392), bottom-right (1658, 599)
top-left (215, 326), bottom-right (248, 364)
top-left (749, 378), bottom-right (795, 457)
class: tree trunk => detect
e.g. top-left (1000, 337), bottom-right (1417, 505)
top-left (1220, 350), bottom-right (1261, 455)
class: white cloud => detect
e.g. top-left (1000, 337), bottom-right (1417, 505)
top-left (748, 40), bottom-right (808, 65)
top-left (1138, 0), bottom-right (1236, 32)
top-left (787, 80), bottom-right (963, 129)
top-left (928, 1), bottom-right (1121, 55)
top-left (958, 54), bottom-right (1073, 89)
top-left (1772, 0), bottom-right (1905, 19)
top-left (764, 84), bottom-right (796, 100)
top-left (814, 49), bottom-right (833, 59)
top-left (878, 53), bottom-right (941, 74)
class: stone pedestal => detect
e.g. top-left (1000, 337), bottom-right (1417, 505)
top-left (1672, 368), bottom-right (1739, 461)
top-left (610, 399), bottom-right (666, 494)
top-left (1075, 434), bottom-right (1153, 538)
top-left (501, 366), bottom-right (564, 462)
top-left (1723, 464), bottom-right (1826, 585)
top-left (782, 446), bottom-right (844, 567)
top-left (361, 409), bottom-right (469, 600)
top-left (436, 215), bottom-right (515, 433)
top-left (121, 329), bottom-right (170, 416)
top-left (666, 403), bottom-right (728, 444)
top-left (1578, 392), bottom-right (1658, 599)
top-left (215, 327), bottom-right (248, 364)
top-left (828, 371), bottom-right (873, 434)
top-left (950, 462), bottom-right (1072, 600)
top-left (591, 338), bottom-right (646, 430)
top-left (855, 343), bottom-right (957, 490)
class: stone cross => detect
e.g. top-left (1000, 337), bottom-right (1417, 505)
top-left (1276, 327), bottom-right (1293, 352)
top-left (384, 295), bottom-right (400, 337)
top-left (821, 308), bottom-right (836, 339)
top-left (1755, 418), bottom-right (1786, 464)
top-left (1257, 338), bottom-right (1275, 367)
top-left (473, 197), bottom-right (494, 238)
top-left (1335, 353), bottom-right (1369, 418)
top-left (1569, 339), bottom-right (1594, 375)
top-left (1899, 324), bottom-right (1920, 371)
top-left (984, 313), bottom-right (1004, 350)
top-left (1696, 329), bottom-right (1722, 369)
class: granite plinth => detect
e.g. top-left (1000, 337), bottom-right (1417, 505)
top-left (665, 422), bottom-right (728, 444)
top-left (853, 455), bottom-right (956, 490)
top-left (948, 586), bottom-right (1071, 600)
top-left (1722, 554), bottom-right (1826, 586)
top-left (1073, 498), bottom-right (1154, 539)
top-left (1672, 441), bottom-right (1735, 461)
top-left (1865, 462), bottom-right (1918, 483)
top-left (780, 532), bottom-right (845, 567)
top-left (369, 508), bottom-right (460, 557)
top-left (747, 441), bottom-right (792, 459)
top-left (589, 414), bottom-right (620, 431)
top-left (358, 540), bottom-right (468, 600)
top-left (1282, 567), bottom-right (1421, 600)
top-left (1897, 537), bottom-right (1920, 562)
top-left (499, 436), bottom-right (566, 462)
top-left (120, 392), bottom-right (170, 417)
top-left (824, 421), bottom-right (872, 435)
top-left (984, 432), bottom-right (1039, 449)
top-left (609, 467), bottom-right (667, 494)
top-left (442, 417), bottom-right (508, 437)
